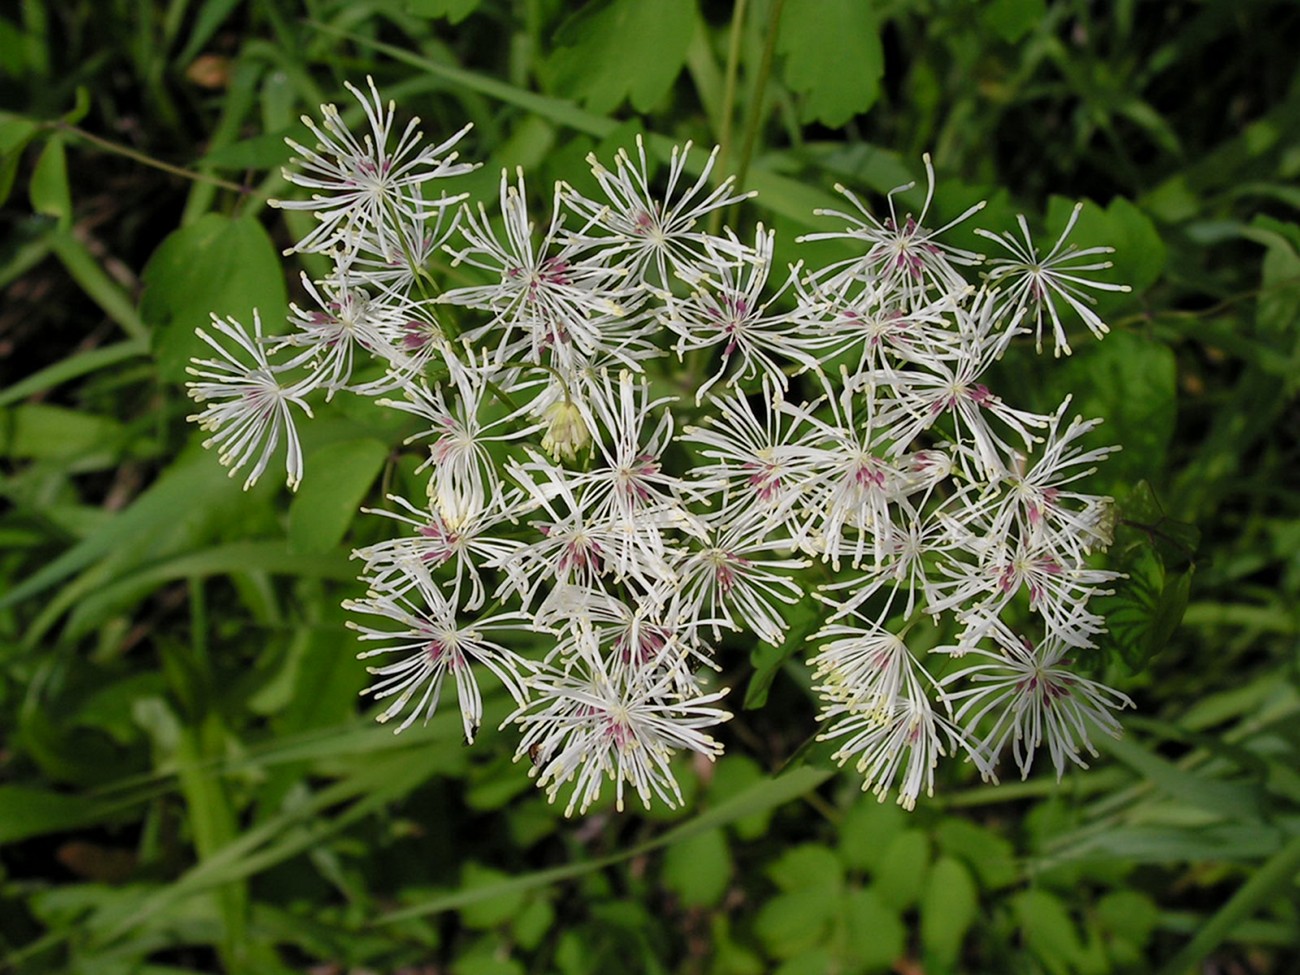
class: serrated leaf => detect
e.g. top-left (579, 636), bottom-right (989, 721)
top-left (287, 438), bottom-right (389, 554)
top-left (778, 0), bottom-right (883, 127)
top-left (546, 0), bottom-right (696, 115)
top-left (140, 213), bottom-right (288, 386)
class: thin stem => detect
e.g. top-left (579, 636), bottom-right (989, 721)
top-left (709, 0), bottom-right (749, 237)
top-left (734, 0), bottom-right (786, 193)
top-left (52, 122), bottom-right (250, 194)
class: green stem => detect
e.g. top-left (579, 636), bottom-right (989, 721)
top-left (734, 0), bottom-right (787, 195)
top-left (708, 0), bottom-right (749, 237)
top-left (52, 122), bottom-right (249, 194)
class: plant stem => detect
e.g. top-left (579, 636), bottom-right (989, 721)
top-left (53, 122), bottom-right (249, 194)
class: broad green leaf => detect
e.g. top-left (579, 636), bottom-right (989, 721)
top-left (768, 843), bottom-right (843, 893)
top-left (778, 0), bottom-right (883, 127)
top-left (754, 887), bottom-right (835, 959)
top-left (842, 887), bottom-right (905, 970)
top-left (838, 796), bottom-right (905, 873)
top-left (661, 827), bottom-right (731, 907)
top-left (29, 134), bottom-right (70, 227)
top-left (873, 829), bottom-right (930, 910)
top-left (1095, 890), bottom-right (1159, 950)
top-left (1032, 329), bottom-right (1177, 486)
top-left (140, 213), bottom-right (288, 385)
top-left (287, 438), bottom-right (389, 554)
top-left (1047, 194), bottom-right (1165, 297)
top-left (920, 856), bottom-right (978, 970)
top-left (546, 0), bottom-right (695, 115)
top-left (935, 818), bottom-right (1018, 890)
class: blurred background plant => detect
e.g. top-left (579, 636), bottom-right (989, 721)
top-left (1, 0), bottom-right (1298, 972)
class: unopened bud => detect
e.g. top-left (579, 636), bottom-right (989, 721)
top-left (541, 400), bottom-right (590, 462)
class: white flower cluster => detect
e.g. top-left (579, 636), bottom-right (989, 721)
top-left (187, 79), bottom-right (1135, 814)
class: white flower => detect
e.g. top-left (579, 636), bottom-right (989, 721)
top-left (282, 272), bottom-right (412, 397)
top-left (352, 494), bottom-right (524, 612)
top-left (186, 311), bottom-right (316, 490)
top-left (939, 624), bottom-right (1134, 779)
top-left (561, 136), bottom-right (754, 290)
top-left (976, 203), bottom-right (1131, 356)
top-left (818, 684), bottom-right (978, 810)
top-left (346, 563), bottom-right (530, 741)
top-left (663, 226), bottom-right (819, 397)
top-left (442, 169), bottom-right (654, 373)
top-left (505, 636), bottom-right (730, 816)
top-left (801, 154), bottom-right (985, 308)
top-left (273, 76), bottom-right (475, 258)
top-left (667, 513), bottom-right (809, 645)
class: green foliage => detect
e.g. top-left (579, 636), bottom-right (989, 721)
top-left (2, 0), bottom-right (1298, 973)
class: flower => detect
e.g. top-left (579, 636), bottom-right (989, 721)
top-left (976, 203), bottom-right (1131, 356)
top-left (505, 634), bottom-right (730, 816)
top-left (347, 562), bottom-right (530, 742)
top-left (186, 311), bottom-right (316, 490)
top-left (561, 136), bottom-right (754, 290)
top-left (939, 623), bottom-right (1134, 778)
top-left (273, 76), bottom-right (475, 258)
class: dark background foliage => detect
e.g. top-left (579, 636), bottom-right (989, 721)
top-left (1, 1), bottom-right (1298, 972)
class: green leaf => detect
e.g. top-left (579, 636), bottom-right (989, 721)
top-left (873, 829), bottom-right (930, 910)
top-left (287, 438), bottom-right (389, 554)
top-left (0, 786), bottom-right (138, 844)
top-left (1098, 545), bottom-right (1191, 670)
top-left (546, 0), bottom-right (696, 115)
top-left (0, 403), bottom-right (127, 460)
top-left (842, 886), bottom-right (905, 970)
top-left (661, 827), bottom-right (731, 907)
top-left (778, 0), bottom-right (883, 127)
top-left (0, 112), bottom-right (39, 206)
top-left (1034, 329), bottom-right (1177, 486)
top-left (935, 818), bottom-right (1017, 890)
top-left (459, 863), bottom-right (528, 929)
top-left (768, 843), bottom-right (843, 893)
top-left (919, 857), bottom-right (978, 970)
top-left (407, 0), bottom-right (480, 22)
top-left (838, 797), bottom-right (905, 873)
top-left (983, 0), bottom-right (1047, 43)
top-left (1014, 889), bottom-right (1088, 974)
top-left (196, 129), bottom-right (295, 171)
top-left (29, 136), bottom-right (71, 227)
top-left (140, 213), bottom-right (288, 386)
